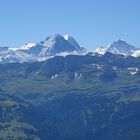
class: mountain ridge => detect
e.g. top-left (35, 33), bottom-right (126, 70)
top-left (94, 39), bottom-right (140, 56)
top-left (0, 34), bottom-right (86, 63)
top-left (0, 35), bottom-right (140, 63)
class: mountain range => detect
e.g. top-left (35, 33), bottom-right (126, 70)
top-left (0, 34), bottom-right (140, 63)
top-left (0, 34), bottom-right (86, 63)
top-left (0, 34), bottom-right (140, 140)
top-left (94, 39), bottom-right (140, 56)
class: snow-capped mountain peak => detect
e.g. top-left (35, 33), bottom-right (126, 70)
top-left (1, 35), bottom-right (140, 64)
top-left (63, 35), bottom-right (81, 50)
top-left (38, 34), bottom-right (82, 56)
top-left (94, 39), bottom-right (139, 56)
top-left (106, 40), bottom-right (136, 55)
top-left (0, 34), bottom-right (86, 63)
top-left (44, 34), bottom-right (64, 42)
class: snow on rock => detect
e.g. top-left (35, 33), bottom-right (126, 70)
top-left (130, 72), bottom-right (137, 75)
top-left (0, 34), bottom-right (86, 63)
top-left (74, 72), bottom-right (82, 80)
top-left (64, 35), bottom-right (80, 49)
top-left (94, 47), bottom-right (106, 54)
top-left (1, 37), bottom-right (140, 63)
top-left (127, 67), bottom-right (139, 75)
top-left (94, 39), bottom-right (140, 56)
top-left (132, 50), bottom-right (140, 57)
top-left (51, 74), bottom-right (58, 79)
top-left (105, 40), bottom-right (138, 55)
top-left (112, 66), bottom-right (118, 70)
top-left (20, 42), bottom-right (37, 50)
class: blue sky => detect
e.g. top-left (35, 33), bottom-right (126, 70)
top-left (0, 0), bottom-right (140, 50)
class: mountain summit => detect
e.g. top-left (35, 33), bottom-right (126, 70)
top-left (95, 39), bottom-right (139, 56)
top-left (105, 39), bottom-right (138, 55)
top-left (0, 34), bottom-right (86, 63)
top-left (19, 34), bottom-right (84, 56)
top-left (0, 36), bottom-right (140, 63)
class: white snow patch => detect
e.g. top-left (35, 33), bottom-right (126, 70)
top-left (64, 35), bottom-right (69, 40)
top-left (132, 50), bottom-right (140, 57)
top-left (51, 74), bottom-right (58, 79)
top-left (74, 72), bottom-right (82, 80)
top-left (112, 66), bottom-right (118, 70)
top-left (130, 72), bottom-right (137, 75)
top-left (128, 67), bottom-right (139, 75)
top-left (94, 47), bottom-right (106, 55)
top-left (90, 64), bottom-right (103, 69)
top-left (20, 42), bottom-right (37, 50)
top-left (128, 67), bottom-right (139, 71)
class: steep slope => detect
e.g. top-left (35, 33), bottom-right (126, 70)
top-left (39, 34), bottom-right (82, 56)
top-left (64, 35), bottom-right (81, 49)
top-left (95, 39), bottom-right (140, 56)
top-left (1, 37), bottom-right (140, 63)
top-left (0, 34), bottom-right (85, 63)
top-left (106, 39), bottom-right (138, 55)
